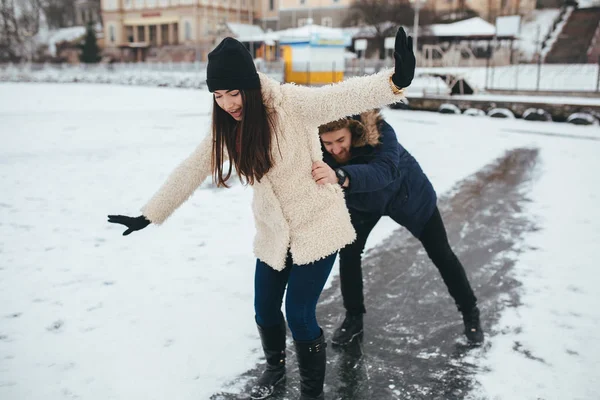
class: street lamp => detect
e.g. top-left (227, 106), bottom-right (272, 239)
top-left (21, 30), bottom-right (35, 63)
top-left (409, 0), bottom-right (427, 56)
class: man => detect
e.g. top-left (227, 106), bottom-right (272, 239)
top-left (311, 110), bottom-right (484, 345)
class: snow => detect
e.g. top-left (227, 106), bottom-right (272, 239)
top-left (517, 8), bottom-right (562, 61)
top-left (239, 24), bottom-right (349, 43)
top-left (522, 108), bottom-right (553, 121)
top-left (226, 22), bottom-right (264, 39)
top-left (0, 64), bottom-right (284, 90)
top-left (404, 75), bottom-right (452, 96)
top-left (567, 112), bottom-right (600, 125)
top-left (439, 103), bottom-right (461, 114)
top-left (487, 108), bottom-right (516, 118)
top-left (430, 17), bottom-right (496, 37)
top-left (576, 0), bottom-right (600, 8)
top-left (1, 82), bottom-right (600, 399)
top-left (463, 108), bottom-right (486, 116)
top-left (34, 26), bottom-right (88, 57)
top-left (541, 7), bottom-right (573, 60)
top-left (344, 18), bottom-right (496, 40)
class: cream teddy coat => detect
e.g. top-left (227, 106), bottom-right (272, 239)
top-left (141, 69), bottom-right (405, 271)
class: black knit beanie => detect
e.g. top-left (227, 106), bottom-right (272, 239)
top-left (206, 37), bottom-right (260, 92)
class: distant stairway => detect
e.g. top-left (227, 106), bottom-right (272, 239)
top-left (545, 7), bottom-right (600, 64)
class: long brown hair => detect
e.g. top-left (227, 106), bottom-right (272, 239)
top-left (212, 87), bottom-right (276, 187)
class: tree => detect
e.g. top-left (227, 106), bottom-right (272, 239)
top-left (0, 0), bottom-right (21, 61)
top-left (80, 22), bottom-right (100, 63)
top-left (0, 0), bottom-right (42, 61)
top-left (40, 0), bottom-right (76, 29)
top-left (343, 0), bottom-right (435, 59)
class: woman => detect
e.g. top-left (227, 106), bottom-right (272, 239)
top-left (108, 30), bottom-right (415, 400)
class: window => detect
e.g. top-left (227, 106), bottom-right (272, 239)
top-left (126, 26), bottom-right (134, 42)
top-left (321, 17), bottom-right (332, 27)
top-left (300, 0), bottom-right (306, 4)
top-left (109, 25), bottom-right (116, 43)
top-left (149, 25), bottom-right (157, 45)
top-left (137, 25), bottom-right (145, 42)
top-left (161, 24), bottom-right (169, 44)
top-left (269, 0), bottom-right (274, 10)
top-left (185, 21), bottom-right (192, 40)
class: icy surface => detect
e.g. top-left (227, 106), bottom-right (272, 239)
top-left (1, 83), bottom-right (599, 399)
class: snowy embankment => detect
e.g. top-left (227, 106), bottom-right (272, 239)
top-left (0, 64), bottom-right (284, 89)
top-left (0, 63), bottom-right (209, 89)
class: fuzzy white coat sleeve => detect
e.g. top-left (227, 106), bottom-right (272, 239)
top-left (280, 68), bottom-right (405, 128)
top-left (141, 133), bottom-right (216, 224)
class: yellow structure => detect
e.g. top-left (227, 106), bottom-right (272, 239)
top-left (279, 25), bottom-right (349, 85)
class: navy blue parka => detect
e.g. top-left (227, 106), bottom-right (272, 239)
top-left (322, 111), bottom-right (437, 238)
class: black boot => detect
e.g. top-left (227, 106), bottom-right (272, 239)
top-left (294, 331), bottom-right (327, 400)
top-left (250, 319), bottom-right (287, 399)
top-left (331, 313), bottom-right (363, 346)
top-left (462, 305), bottom-right (484, 345)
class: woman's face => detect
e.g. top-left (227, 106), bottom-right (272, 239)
top-left (214, 89), bottom-right (243, 121)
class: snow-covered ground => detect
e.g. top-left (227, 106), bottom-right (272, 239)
top-left (0, 63), bottom-right (284, 90)
top-left (1, 83), bottom-right (599, 400)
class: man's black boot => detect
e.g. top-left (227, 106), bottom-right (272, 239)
top-left (294, 330), bottom-right (327, 400)
top-left (331, 313), bottom-right (363, 346)
top-left (462, 305), bottom-right (484, 344)
top-left (250, 319), bottom-right (287, 399)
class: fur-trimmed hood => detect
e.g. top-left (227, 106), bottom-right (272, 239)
top-left (318, 109), bottom-right (383, 148)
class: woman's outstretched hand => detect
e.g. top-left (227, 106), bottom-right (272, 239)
top-left (107, 215), bottom-right (151, 236)
top-left (392, 27), bottom-right (416, 89)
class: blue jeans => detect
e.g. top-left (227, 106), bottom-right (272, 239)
top-left (254, 252), bottom-right (336, 341)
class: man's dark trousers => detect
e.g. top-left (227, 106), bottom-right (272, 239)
top-left (339, 207), bottom-right (477, 316)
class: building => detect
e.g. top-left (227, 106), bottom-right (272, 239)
top-left (277, 0), bottom-right (537, 30)
top-left (76, 0), bottom-right (103, 26)
top-left (425, 0), bottom-right (536, 22)
top-left (101, 0), bottom-right (276, 61)
top-left (278, 0), bottom-right (352, 30)
top-left (101, 0), bottom-right (539, 62)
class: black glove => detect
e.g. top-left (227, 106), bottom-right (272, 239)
top-left (108, 215), bottom-right (151, 236)
top-left (392, 27), bottom-right (416, 88)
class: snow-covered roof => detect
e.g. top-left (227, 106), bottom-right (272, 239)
top-left (341, 23), bottom-right (396, 39)
top-left (237, 24), bottom-right (350, 44)
top-left (344, 18), bottom-right (502, 39)
top-left (226, 22), bottom-right (264, 39)
top-left (430, 17), bottom-right (497, 37)
top-left (277, 24), bottom-right (348, 42)
top-left (35, 26), bottom-right (87, 57)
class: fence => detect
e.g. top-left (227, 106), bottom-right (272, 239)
top-left (3, 60), bottom-right (600, 94)
top-left (482, 62), bottom-right (600, 93)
